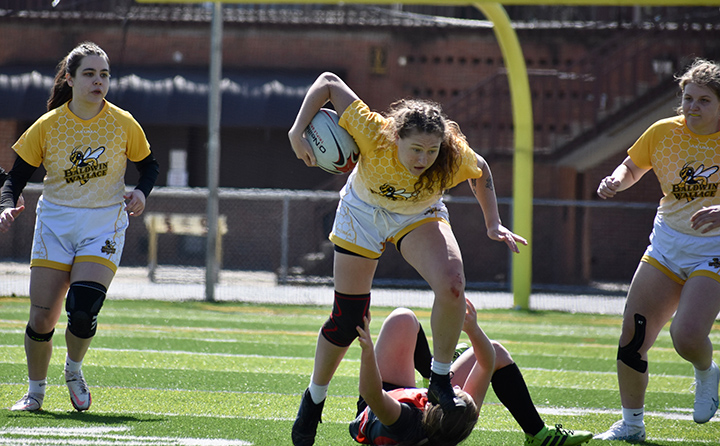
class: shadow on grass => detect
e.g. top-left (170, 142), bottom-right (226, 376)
top-left (5, 409), bottom-right (163, 425)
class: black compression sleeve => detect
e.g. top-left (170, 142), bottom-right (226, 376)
top-left (132, 153), bottom-right (160, 198)
top-left (0, 156), bottom-right (36, 213)
top-left (414, 324), bottom-right (433, 380)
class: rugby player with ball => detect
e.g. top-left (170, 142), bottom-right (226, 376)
top-left (288, 72), bottom-right (527, 445)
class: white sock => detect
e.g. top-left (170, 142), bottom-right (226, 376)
top-left (431, 359), bottom-right (451, 376)
top-left (65, 354), bottom-right (82, 373)
top-left (28, 378), bottom-right (47, 396)
top-left (695, 362), bottom-right (716, 378)
top-left (622, 407), bottom-right (644, 426)
top-left (308, 381), bottom-right (328, 405)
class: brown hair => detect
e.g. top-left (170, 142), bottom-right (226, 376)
top-left (47, 42), bottom-right (109, 111)
top-left (675, 58), bottom-right (720, 115)
top-left (381, 99), bottom-right (464, 196)
top-left (421, 390), bottom-right (479, 446)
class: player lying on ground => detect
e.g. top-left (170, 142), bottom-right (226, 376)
top-left (348, 299), bottom-right (593, 446)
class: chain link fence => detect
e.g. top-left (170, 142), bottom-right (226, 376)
top-left (0, 185), bottom-right (658, 308)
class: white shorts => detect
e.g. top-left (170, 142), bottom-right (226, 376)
top-left (329, 182), bottom-right (450, 259)
top-left (643, 214), bottom-right (720, 284)
top-left (30, 197), bottom-right (128, 273)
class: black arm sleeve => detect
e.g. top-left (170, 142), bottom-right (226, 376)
top-left (0, 156), bottom-right (37, 213)
top-left (133, 153), bottom-right (160, 199)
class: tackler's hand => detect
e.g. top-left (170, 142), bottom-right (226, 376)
top-left (356, 316), bottom-right (374, 353)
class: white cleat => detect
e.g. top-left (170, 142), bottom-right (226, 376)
top-left (65, 369), bottom-right (92, 411)
top-left (693, 361), bottom-right (720, 424)
top-left (10, 393), bottom-right (44, 411)
top-left (593, 419), bottom-right (645, 442)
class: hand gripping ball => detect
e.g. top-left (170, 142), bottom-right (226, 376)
top-left (305, 108), bottom-right (360, 175)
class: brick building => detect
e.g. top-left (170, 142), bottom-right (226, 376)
top-left (1, 2), bottom-right (719, 287)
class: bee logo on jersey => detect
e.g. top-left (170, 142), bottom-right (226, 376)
top-left (101, 239), bottom-right (116, 255)
top-left (65, 146), bottom-right (108, 185)
top-left (672, 161), bottom-right (720, 202)
top-left (372, 183), bottom-right (415, 201)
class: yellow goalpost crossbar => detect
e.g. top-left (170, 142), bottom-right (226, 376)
top-left (134, 0), bottom-right (720, 308)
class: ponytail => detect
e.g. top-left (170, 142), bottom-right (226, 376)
top-left (47, 58), bottom-right (72, 111)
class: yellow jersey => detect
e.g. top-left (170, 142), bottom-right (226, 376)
top-left (13, 100), bottom-right (151, 208)
top-left (628, 115), bottom-right (720, 236)
top-left (339, 100), bottom-right (482, 215)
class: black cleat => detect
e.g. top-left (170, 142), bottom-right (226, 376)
top-left (427, 371), bottom-right (466, 413)
top-left (291, 389), bottom-right (325, 446)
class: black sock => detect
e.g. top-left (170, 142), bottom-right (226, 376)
top-left (491, 363), bottom-right (545, 436)
top-left (414, 324), bottom-right (432, 380)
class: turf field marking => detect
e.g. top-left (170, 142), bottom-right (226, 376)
top-left (536, 405), bottom-right (714, 422)
top-left (478, 428), bottom-right (720, 444)
top-left (0, 426), bottom-right (252, 445)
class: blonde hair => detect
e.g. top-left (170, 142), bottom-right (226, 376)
top-left (421, 390), bottom-right (479, 446)
top-left (381, 98), bottom-right (465, 196)
top-left (675, 58), bottom-right (720, 115)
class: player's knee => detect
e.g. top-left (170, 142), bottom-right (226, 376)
top-left (321, 291), bottom-right (370, 347)
top-left (492, 341), bottom-right (514, 368)
top-left (385, 307), bottom-right (418, 328)
top-left (25, 324), bottom-right (54, 343)
top-left (28, 311), bottom-right (57, 335)
top-left (669, 321), bottom-right (704, 357)
top-left (435, 269), bottom-right (466, 300)
top-left (380, 308), bottom-right (420, 339)
top-left (65, 281), bottom-right (107, 339)
top-left (617, 313), bottom-right (648, 373)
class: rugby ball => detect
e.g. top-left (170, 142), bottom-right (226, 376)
top-left (305, 108), bottom-right (360, 175)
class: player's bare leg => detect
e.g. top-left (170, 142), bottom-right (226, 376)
top-left (292, 251), bottom-right (377, 446)
top-left (400, 221), bottom-right (467, 413)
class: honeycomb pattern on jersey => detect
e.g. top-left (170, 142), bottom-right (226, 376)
top-left (342, 103), bottom-right (415, 188)
top-left (631, 117), bottom-right (720, 236)
top-left (14, 102), bottom-right (150, 208)
top-left (340, 100), bottom-right (482, 215)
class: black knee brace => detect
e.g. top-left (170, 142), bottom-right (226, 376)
top-left (321, 291), bottom-right (370, 347)
top-left (617, 313), bottom-right (648, 373)
top-left (26, 324), bottom-right (54, 342)
top-left (65, 281), bottom-right (107, 339)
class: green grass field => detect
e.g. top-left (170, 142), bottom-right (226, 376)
top-left (0, 295), bottom-right (718, 445)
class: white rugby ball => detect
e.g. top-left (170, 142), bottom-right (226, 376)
top-left (305, 108), bottom-right (360, 175)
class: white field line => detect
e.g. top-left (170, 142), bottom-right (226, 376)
top-left (95, 405), bottom-right (713, 424)
top-left (0, 345), bottom-right (331, 362)
top-left (0, 414), bottom-right (716, 446)
top-left (0, 322), bottom-right (635, 341)
top-left (0, 426), bottom-right (252, 446)
top-left (0, 344), bottom-right (697, 384)
top-left (534, 405), bottom-right (708, 421)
